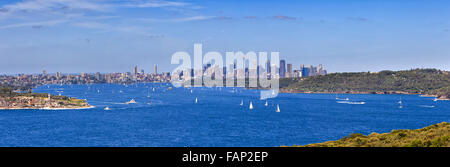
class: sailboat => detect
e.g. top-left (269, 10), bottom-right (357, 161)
top-left (152, 88), bottom-right (156, 92)
top-left (104, 106), bottom-right (111, 110)
top-left (240, 100), bottom-right (244, 106)
top-left (265, 101), bottom-right (268, 107)
top-left (126, 99), bottom-right (136, 104)
top-left (195, 97), bottom-right (198, 104)
top-left (190, 89), bottom-right (193, 94)
top-left (147, 89), bottom-right (150, 98)
top-left (249, 102), bottom-right (254, 110)
top-left (276, 104), bottom-right (280, 112)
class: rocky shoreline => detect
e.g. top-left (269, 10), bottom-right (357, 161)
top-left (0, 94), bottom-right (92, 110)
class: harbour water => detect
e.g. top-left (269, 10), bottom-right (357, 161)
top-left (0, 83), bottom-right (448, 146)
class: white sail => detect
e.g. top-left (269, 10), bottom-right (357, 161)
top-left (195, 97), bottom-right (198, 104)
top-left (265, 101), bottom-right (268, 107)
top-left (126, 99), bottom-right (136, 104)
top-left (276, 104), bottom-right (280, 112)
top-left (249, 102), bottom-right (254, 110)
top-left (104, 106), bottom-right (111, 110)
top-left (240, 100), bottom-right (244, 106)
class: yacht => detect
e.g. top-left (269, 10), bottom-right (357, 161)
top-left (265, 101), bottom-right (268, 107)
top-left (249, 102), bottom-right (254, 110)
top-left (276, 104), bottom-right (280, 112)
top-left (125, 99), bottom-right (136, 104)
top-left (104, 106), bottom-right (111, 111)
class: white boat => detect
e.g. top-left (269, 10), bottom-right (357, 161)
top-left (348, 102), bottom-right (366, 104)
top-left (125, 99), bottom-right (136, 104)
top-left (190, 90), bottom-right (193, 94)
top-left (249, 102), bottom-right (254, 110)
top-left (152, 88), bottom-right (155, 92)
top-left (433, 98), bottom-right (438, 101)
top-left (276, 104), bottom-right (280, 112)
top-left (240, 100), bottom-right (244, 106)
top-left (195, 97), bottom-right (198, 104)
top-left (265, 101), bottom-right (268, 107)
top-left (104, 106), bottom-right (111, 110)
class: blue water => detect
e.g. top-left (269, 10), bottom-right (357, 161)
top-left (0, 83), bottom-right (449, 147)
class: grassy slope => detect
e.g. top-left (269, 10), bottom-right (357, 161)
top-left (281, 69), bottom-right (450, 98)
top-left (294, 122), bottom-right (450, 147)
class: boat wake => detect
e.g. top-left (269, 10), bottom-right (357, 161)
top-left (418, 105), bottom-right (435, 108)
top-left (336, 101), bottom-right (366, 105)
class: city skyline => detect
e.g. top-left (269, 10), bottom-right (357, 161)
top-left (0, 0), bottom-right (449, 74)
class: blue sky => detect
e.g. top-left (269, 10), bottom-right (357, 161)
top-left (0, 0), bottom-right (449, 74)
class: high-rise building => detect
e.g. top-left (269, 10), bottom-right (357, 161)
top-left (42, 69), bottom-right (47, 76)
top-left (96, 72), bottom-right (101, 80)
top-left (287, 64), bottom-right (292, 78)
top-left (154, 64), bottom-right (158, 74)
top-left (134, 66), bottom-right (138, 76)
top-left (301, 65), bottom-right (309, 77)
top-left (279, 60), bottom-right (286, 78)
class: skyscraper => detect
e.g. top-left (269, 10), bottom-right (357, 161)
top-left (279, 60), bottom-right (286, 78)
top-left (301, 65), bottom-right (309, 77)
top-left (154, 64), bottom-right (158, 74)
top-left (287, 64), bottom-right (292, 78)
top-left (42, 69), bottom-right (47, 76)
top-left (134, 66), bottom-right (138, 76)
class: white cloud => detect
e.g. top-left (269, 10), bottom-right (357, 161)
top-left (72, 21), bottom-right (155, 36)
top-left (137, 16), bottom-right (215, 22)
top-left (124, 1), bottom-right (189, 8)
top-left (0, 19), bottom-right (68, 29)
top-left (3, 0), bottom-right (109, 12)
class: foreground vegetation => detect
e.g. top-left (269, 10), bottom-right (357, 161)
top-left (292, 122), bottom-right (450, 147)
top-left (281, 69), bottom-right (450, 99)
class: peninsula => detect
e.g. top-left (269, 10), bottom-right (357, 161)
top-left (279, 69), bottom-right (450, 100)
top-left (0, 86), bottom-right (92, 110)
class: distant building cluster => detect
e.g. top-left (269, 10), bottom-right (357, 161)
top-left (173, 60), bottom-right (327, 81)
top-left (0, 64), bottom-right (170, 90)
top-left (1, 61), bottom-right (327, 90)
